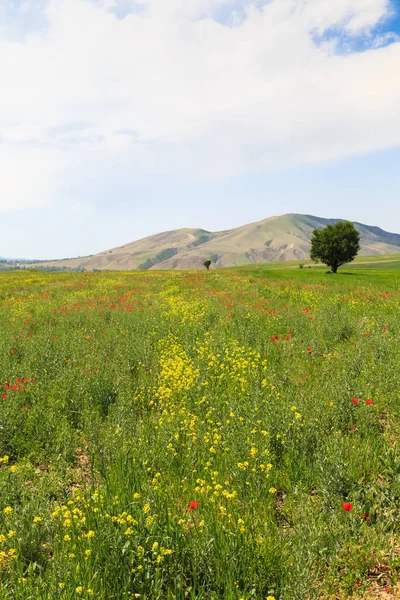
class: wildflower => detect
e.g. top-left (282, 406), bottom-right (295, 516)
top-left (76, 587), bottom-right (83, 594)
top-left (186, 501), bottom-right (198, 511)
top-left (269, 487), bottom-right (277, 494)
top-left (365, 399), bottom-right (373, 405)
top-left (307, 347), bottom-right (312, 354)
top-left (85, 530), bottom-right (95, 538)
top-left (342, 503), bottom-right (353, 511)
top-left (4, 506), bottom-right (12, 515)
top-left (351, 398), bottom-right (359, 404)
top-left (33, 516), bottom-right (42, 524)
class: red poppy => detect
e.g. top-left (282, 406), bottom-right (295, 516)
top-left (12, 385), bottom-right (18, 391)
top-left (186, 501), bottom-right (198, 511)
top-left (307, 347), bottom-right (312, 354)
top-left (2, 392), bottom-right (6, 400)
top-left (5, 382), bottom-right (10, 390)
top-left (351, 398), bottom-right (359, 404)
top-left (350, 425), bottom-right (355, 431)
top-left (365, 399), bottom-right (373, 405)
top-left (342, 503), bottom-right (353, 511)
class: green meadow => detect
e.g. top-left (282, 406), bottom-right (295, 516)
top-left (0, 266), bottom-right (400, 599)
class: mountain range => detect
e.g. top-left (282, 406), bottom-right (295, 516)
top-left (27, 214), bottom-right (400, 271)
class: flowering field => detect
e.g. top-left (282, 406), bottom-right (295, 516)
top-left (1, 268), bottom-right (400, 599)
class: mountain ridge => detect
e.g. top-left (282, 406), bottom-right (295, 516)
top-left (25, 214), bottom-right (400, 271)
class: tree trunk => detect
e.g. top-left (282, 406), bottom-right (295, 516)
top-left (331, 265), bottom-right (338, 274)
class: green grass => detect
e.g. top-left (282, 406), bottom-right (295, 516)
top-left (0, 268), bottom-right (400, 599)
top-left (233, 254), bottom-right (400, 271)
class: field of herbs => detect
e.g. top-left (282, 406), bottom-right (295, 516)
top-left (1, 267), bottom-right (400, 600)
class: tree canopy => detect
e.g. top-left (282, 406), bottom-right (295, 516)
top-left (310, 221), bottom-right (360, 273)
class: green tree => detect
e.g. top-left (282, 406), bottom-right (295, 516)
top-left (310, 221), bottom-right (360, 273)
top-left (203, 260), bottom-right (212, 271)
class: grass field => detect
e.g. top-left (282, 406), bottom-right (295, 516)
top-left (234, 255), bottom-right (400, 271)
top-left (1, 267), bottom-right (400, 599)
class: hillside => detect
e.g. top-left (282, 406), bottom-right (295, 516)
top-left (26, 214), bottom-right (400, 271)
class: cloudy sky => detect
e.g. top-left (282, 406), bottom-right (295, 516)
top-left (1, 0), bottom-right (400, 259)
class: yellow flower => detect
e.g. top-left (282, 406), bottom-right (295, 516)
top-left (64, 534), bottom-right (71, 541)
top-left (87, 590), bottom-right (94, 596)
top-left (8, 530), bottom-right (16, 538)
top-left (3, 506), bottom-right (12, 515)
top-left (143, 504), bottom-right (151, 514)
top-left (269, 487), bottom-right (277, 494)
top-left (33, 516), bottom-right (42, 524)
top-left (0, 535), bottom-right (6, 543)
top-left (85, 530), bottom-right (95, 538)
top-left (10, 465), bottom-right (19, 473)
top-left (76, 586), bottom-right (83, 594)
top-left (85, 549), bottom-right (92, 558)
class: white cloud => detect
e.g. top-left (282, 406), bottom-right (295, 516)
top-left (0, 0), bottom-right (399, 212)
top-left (0, 145), bottom-right (64, 212)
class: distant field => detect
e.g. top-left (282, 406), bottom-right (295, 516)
top-left (1, 268), bottom-right (400, 599)
top-left (236, 254), bottom-right (400, 271)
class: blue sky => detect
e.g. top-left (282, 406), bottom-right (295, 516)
top-left (1, 0), bottom-right (400, 259)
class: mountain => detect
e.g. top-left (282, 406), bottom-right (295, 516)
top-left (26, 214), bottom-right (400, 271)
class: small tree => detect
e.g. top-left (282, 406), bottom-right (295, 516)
top-left (310, 221), bottom-right (360, 273)
top-left (203, 260), bottom-right (212, 271)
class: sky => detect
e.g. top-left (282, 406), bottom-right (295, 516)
top-left (1, 0), bottom-right (400, 259)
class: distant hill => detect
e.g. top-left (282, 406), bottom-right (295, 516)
top-left (25, 214), bottom-right (400, 271)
